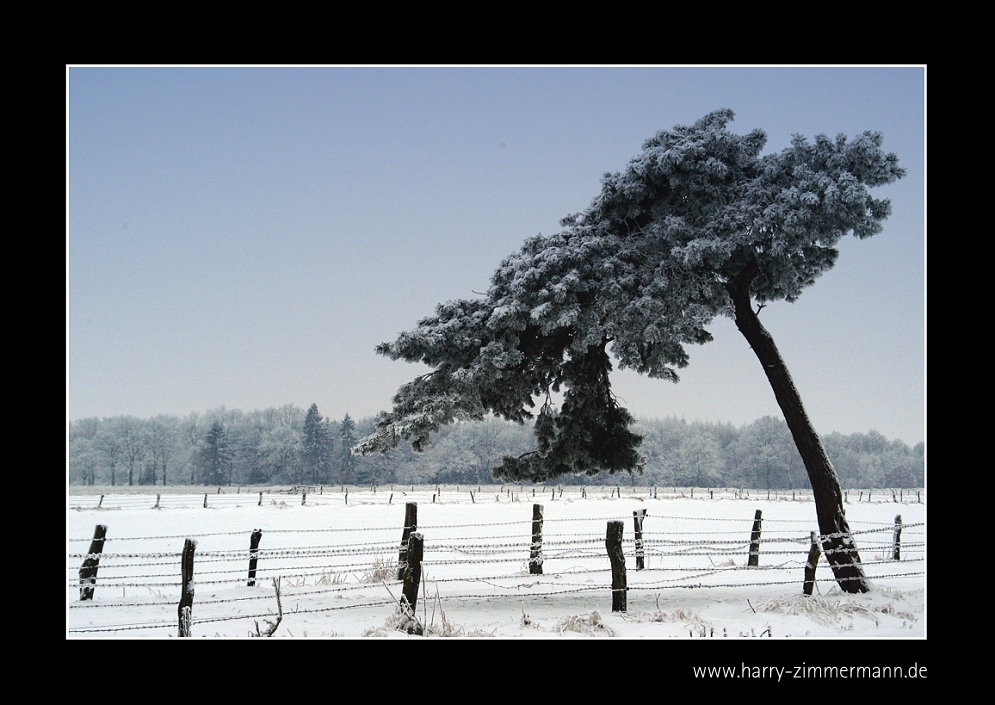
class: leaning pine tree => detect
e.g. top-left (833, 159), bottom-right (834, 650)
top-left (356, 110), bottom-right (905, 593)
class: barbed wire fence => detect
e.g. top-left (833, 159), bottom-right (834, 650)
top-left (67, 492), bottom-right (924, 637)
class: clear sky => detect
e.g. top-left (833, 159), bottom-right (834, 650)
top-left (67, 66), bottom-right (925, 445)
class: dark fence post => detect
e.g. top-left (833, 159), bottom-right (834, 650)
top-left (79, 524), bottom-right (107, 600)
top-left (397, 502), bottom-right (418, 580)
top-left (258, 491), bottom-right (263, 506)
top-left (247, 529), bottom-right (262, 586)
top-left (606, 520), bottom-right (627, 612)
top-left (803, 531), bottom-right (821, 595)
top-left (400, 532), bottom-right (424, 613)
top-left (748, 509), bottom-right (762, 567)
top-left (530, 504), bottom-right (544, 574)
top-left (893, 515), bottom-right (902, 561)
top-left (178, 538), bottom-right (197, 637)
top-left (203, 494), bottom-right (208, 508)
top-left (633, 509), bottom-right (646, 570)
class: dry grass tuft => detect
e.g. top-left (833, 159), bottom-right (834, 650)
top-left (755, 595), bottom-right (880, 627)
top-left (556, 610), bottom-right (618, 637)
top-left (360, 555), bottom-right (396, 584)
top-left (627, 607), bottom-right (711, 633)
top-left (316, 571), bottom-right (347, 585)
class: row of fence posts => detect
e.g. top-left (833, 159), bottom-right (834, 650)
top-left (83, 487), bottom-right (923, 511)
top-left (76, 507), bottom-right (908, 633)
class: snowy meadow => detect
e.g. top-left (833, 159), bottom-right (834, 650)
top-left (67, 485), bottom-right (924, 641)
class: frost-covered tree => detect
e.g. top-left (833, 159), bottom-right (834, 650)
top-left (302, 404), bottom-right (331, 484)
top-left (735, 416), bottom-right (797, 490)
top-left (358, 110), bottom-right (905, 592)
top-left (339, 414), bottom-right (358, 484)
top-left (198, 420), bottom-right (231, 486)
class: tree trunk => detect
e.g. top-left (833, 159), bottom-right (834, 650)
top-left (729, 264), bottom-right (869, 593)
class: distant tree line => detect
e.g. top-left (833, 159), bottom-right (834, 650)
top-left (68, 404), bottom-right (923, 489)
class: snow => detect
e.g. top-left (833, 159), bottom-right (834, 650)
top-left (67, 486), bottom-right (924, 643)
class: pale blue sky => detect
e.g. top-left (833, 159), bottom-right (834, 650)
top-left (67, 66), bottom-right (925, 444)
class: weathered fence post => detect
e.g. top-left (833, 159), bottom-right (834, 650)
top-left (79, 524), bottom-right (107, 600)
top-left (259, 491), bottom-right (263, 506)
top-left (606, 521), bottom-right (627, 612)
top-left (397, 502), bottom-right (418, 580)
top-left (748, 509), bottom-right (762, 567)
top-left (301, 490), bottom-right (306, 506)
top-left (155, 494), bottom-right (161, 508)
top-left (893, 515), bottom-right (902, 561)
top-left (530, 504), bottom-right (544, 575)
top-left (803, 531), bottom-right (821, 596)
top-left (98, 494), bottom-right (104, 509)
top-left (203, 494), bottom-right (208, 508)
top-left (178, 538), bottom-right (197, 637)
top-left (400, 532), bottom-right (424, 614)
top-left (247, 529), bottom-right (262, 586)
top-left (633, 509), bottom-right (647, 570)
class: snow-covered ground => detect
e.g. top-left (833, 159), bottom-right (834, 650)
top-left (67, 485), bottom-right (924, 641)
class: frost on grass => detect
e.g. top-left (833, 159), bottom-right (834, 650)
top-left (359, 556), bottom-right (395, 584)
top-left (625, 606), bottom-right (711, 634)
top-left (556, 610), bottom-right (618, 637)
top-left (753, 591), bottom-right (921, 628)
top-left (363, 606), bottom-right (495, 637)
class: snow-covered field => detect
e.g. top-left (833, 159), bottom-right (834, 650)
top-left (67, 485), bottom-right (924, 641)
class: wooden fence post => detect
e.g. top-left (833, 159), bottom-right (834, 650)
top-left (247, 529), bottom-right (262, 586)
top-left (401, 532), bottom-right (424, 614)
top-left (606, 521), bottom-right (627, 612)
top-left (203, 494), bottom-right (208, 508)
top-left (633, 509), bottom-right (647, 570)
top-left (178, 538), bottom-right (197, 637)
top-left (748, 509), bottom-right (762, 567)
top-left (155, 494), bottom-right (160, 508)
top-left (302, 490), bottom-right (306, 505)
top-left (530, 504), bottom-right (544, 575)
top-left (397, 502), bottom-right (418, 580)
top-left (258, 491), bottom-right (263, 506)
top-left (803, 531), bottom-right (821, 596)
top-left (79, 524), bottom-right (107, 600)
top-left (893, 515), bottom-right (902, 561)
